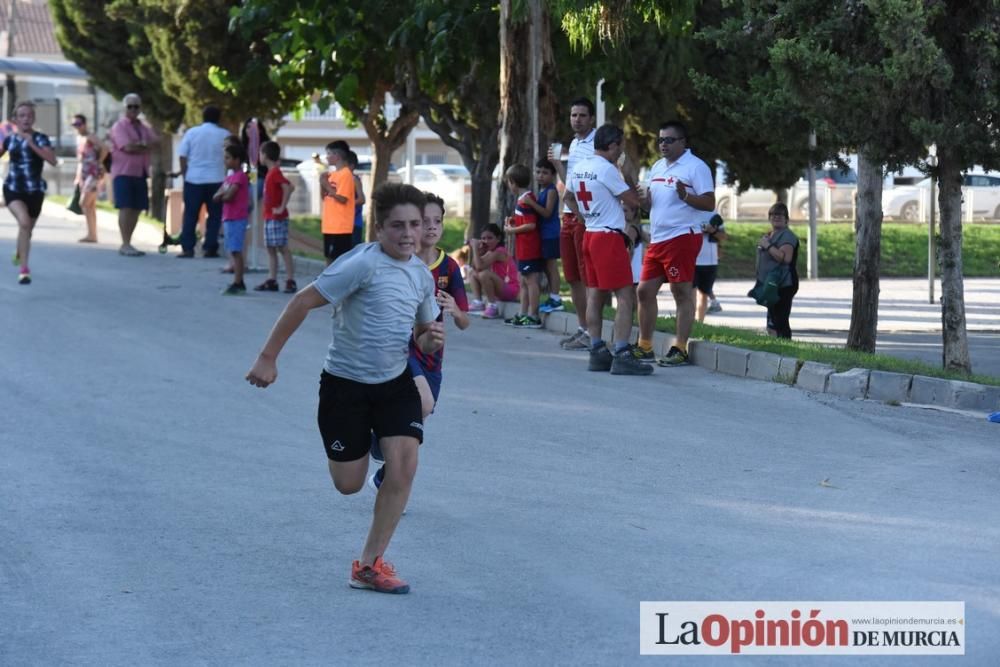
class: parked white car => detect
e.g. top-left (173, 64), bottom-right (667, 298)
top-left (882, 173), bottom-right (1000, 221)
top-left (412, 164), bottom-right (471, 216)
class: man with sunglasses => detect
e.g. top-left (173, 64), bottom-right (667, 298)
top-left (635, 121), bottom-right (715, 366)
top-left (109, 94), bottom-right (159, 257)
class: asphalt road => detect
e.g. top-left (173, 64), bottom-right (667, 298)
top-left (3, 210), bottom-right (1000, 665)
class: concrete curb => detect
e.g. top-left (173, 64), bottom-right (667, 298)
top-left (286, 262), bottom-right (999, 417)
top-left (520, 300), bottom-right (998, 416)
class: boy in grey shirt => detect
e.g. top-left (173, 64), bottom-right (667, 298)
top-left (246, 183), bottom-right (444, 594)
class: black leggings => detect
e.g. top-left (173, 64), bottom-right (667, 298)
top-left (766, 286), bottom-right (797, 338)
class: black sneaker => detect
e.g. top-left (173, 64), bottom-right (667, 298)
top-left (203, 249), bottom-right (221, 258)
top-left (657, 345), bottom-right (690, 367)
top-left (632, 346), bottom-right (655, 363)
top-left (504, 314), bottom-right (524, 326)
top-left (254, 279), bottom-right (279, 292)
top-left (514, 315), bottom-right (543, 329)
top-left (222, 282), bottom-right (247, 296)
top-left (588, 344), bottom-right (613, 372)
top-left (612, 346), bottom-right (654, 375)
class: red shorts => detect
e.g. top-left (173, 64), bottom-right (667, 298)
top-left (641, 232), bottom-right (703, 283)
top-left (559, 213), bottom-right (586, 283)
top-left (582, 231), bottom-right (633, 291)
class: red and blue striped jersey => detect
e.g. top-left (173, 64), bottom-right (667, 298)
top-left (409, 249), bottom-right (468, 372)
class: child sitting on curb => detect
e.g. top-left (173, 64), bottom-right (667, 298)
top-left (467, 223), bottom-right (518, 319)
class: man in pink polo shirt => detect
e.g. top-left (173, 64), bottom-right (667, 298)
top-left (109, 93), bottom-right (159, 257)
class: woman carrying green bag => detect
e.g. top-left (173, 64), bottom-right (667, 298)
top-left (755, 202), bottom-right (799, 338)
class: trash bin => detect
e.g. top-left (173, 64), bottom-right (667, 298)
top-left (165, 188), bottom-right (206, 238)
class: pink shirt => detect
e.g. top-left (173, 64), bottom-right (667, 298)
top-left (222, 171), bottom-right (250, 221)
top-left (109, 117), bottom-right (157, 178)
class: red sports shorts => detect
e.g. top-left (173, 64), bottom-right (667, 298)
top-left (640, 231), bottom-right (703, 283)
top-left (582, 231), bottom-right (633, 291)
top-left (559, 213), bottom-right (586, 283)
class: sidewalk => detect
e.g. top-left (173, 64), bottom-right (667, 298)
top-left (30, 201), bottom-right (1000, 378)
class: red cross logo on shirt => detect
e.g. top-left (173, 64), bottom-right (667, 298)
top-left (577, 181), bottom-right (593, 211)
top-left (666, 176), bottom-right (676, 186)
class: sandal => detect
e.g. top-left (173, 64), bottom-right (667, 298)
top-left (284, 279), bottom-right (298, 293)
top-left (254, 279), bottom-right (279, 292)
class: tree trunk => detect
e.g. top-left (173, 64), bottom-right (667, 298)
top-left (498, 0), bottom-right (556, 221)
top-left (149, 123), bottom-right (173, 221)
top-left (469, 172), bottom-right (493, 240)
top-left (936, 151), bottom-right (971, 374)
top-left (846, 149), bottom-right (883, 352)
top-left (352, 89), bottom-right (419, 241)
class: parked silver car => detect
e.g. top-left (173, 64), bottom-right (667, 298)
top-left (715, 166), bottom-right (858, 220)
top-left (882, 173), bottom-right (1000, 221)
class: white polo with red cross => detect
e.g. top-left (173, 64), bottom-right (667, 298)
top-left (569, 154), bottom-right (629, 232)
top-left (562, 128), bottom-right (596, 214)
top-left (647, 149), bottom-right (714, 243)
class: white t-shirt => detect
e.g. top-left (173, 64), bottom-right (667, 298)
top-left (562, 128), bottom-right (596, 214)
top-left (313, 243), bottom-right (439, 383)
top-left (568, 155), bottom-right (629, 232)
top-left (647, 149), bottom-right (714, 243)
top-left (178, 122), bottom-right (231, 184)
top-left (695, 212), bottom-right (725, 266)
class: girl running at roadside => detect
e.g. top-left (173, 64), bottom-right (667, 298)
top-left (2, 101), bottom-right (57, 285)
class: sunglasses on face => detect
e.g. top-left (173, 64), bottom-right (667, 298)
top-left (657, 136), bottom-right (683, 145)
top-left (126, 104), bottom-right (141, 110)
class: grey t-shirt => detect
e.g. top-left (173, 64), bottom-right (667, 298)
top-left (313, 243), bottom-right (439, 384)
top-left (756, 228), bottom-right (799, 287)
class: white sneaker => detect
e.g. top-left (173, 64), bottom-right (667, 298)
top-left (469, 299), bottom-right (485, 312)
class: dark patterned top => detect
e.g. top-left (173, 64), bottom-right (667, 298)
top-left (3, 131), bottom-right (51, 193)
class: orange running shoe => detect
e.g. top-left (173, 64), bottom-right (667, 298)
top-left (350, 557), bottom-right (410, 594)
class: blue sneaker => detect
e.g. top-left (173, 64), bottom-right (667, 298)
top-left (367, 465), bottom-right (385, 492)
top-left (539, 297), bottom-right (565, 313)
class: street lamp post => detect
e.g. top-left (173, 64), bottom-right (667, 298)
top-left (927, 145), bottom-right (938, 304)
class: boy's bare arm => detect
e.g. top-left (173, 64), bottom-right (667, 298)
top-left (414, 321), bottom-right (446, 355)
top-left (276, 181), bottom-right (294, 215)
top-left (246, 286), bottom-right (329, 388)
top-left (215, 182), bottom-right (237, 202)
top-left (524, 194), bottom-right (556, 219)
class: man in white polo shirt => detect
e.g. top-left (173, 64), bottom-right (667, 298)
top-left (636, 121), bottom-right (716, 366)
top-left (569, 124), bottom-right (651, 376)
top-left (548, 97), bottom-right (596, 350)
top-left (178, 106), bottom-right (231, 258)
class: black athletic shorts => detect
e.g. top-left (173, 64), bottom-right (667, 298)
top-left (693, 265), bottom-right (718, 295)
top-left (323, 233), bottom-right (355, 262)
top-left (317, 368), bottom-right (424, 462)
top-left (4, 187), bottom-right (44, 219)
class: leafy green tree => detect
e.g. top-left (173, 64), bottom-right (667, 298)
top-left (51, 0), bottom-right (185, 219)
top-left (50, 0), bottom-right (184, 127)
top-left (393, 0), bottom-right (504, 235)
top-left (706, 0), bottom-right (998, 373)
top-left (228, 0), bottom-right (421, 236)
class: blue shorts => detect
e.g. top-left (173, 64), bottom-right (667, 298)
top-left (113, 175), bottom-right (149, 211)
top-left (224, 219), bottom-right (249, 252)
top-left (407, 356), bottom-right (442, 403)
top-left (542, 238), bottom-right (560, 260)
top-left (518, 258), bottom-right (545, 274)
